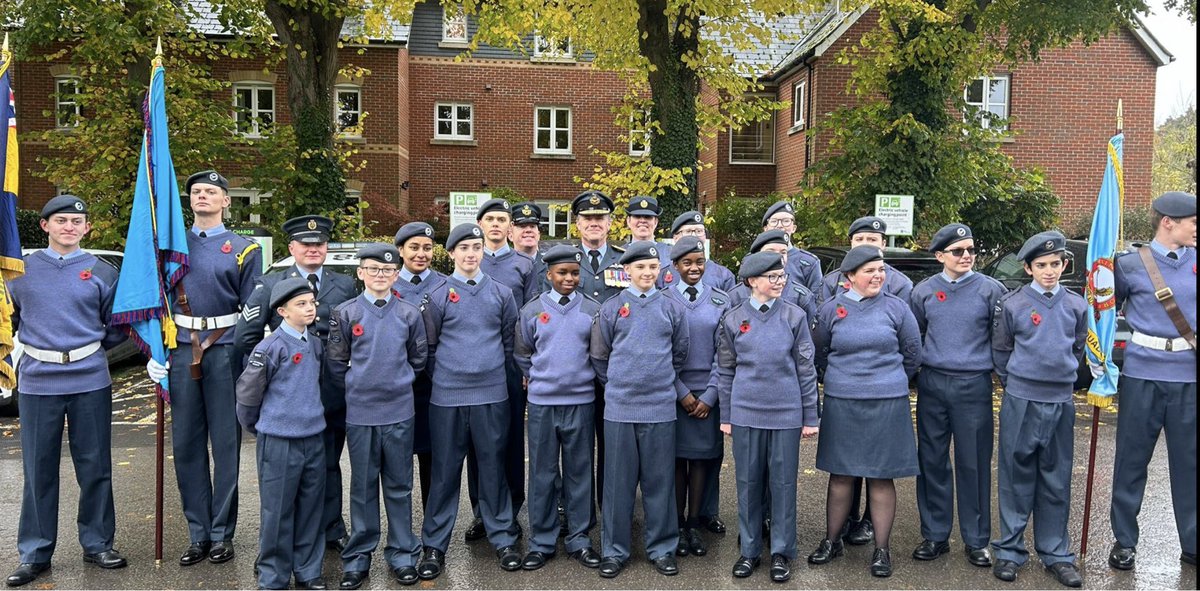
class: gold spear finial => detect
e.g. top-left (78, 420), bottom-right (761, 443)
top-left (1116, 99), bottom-right (1124, 133)
top-left (2, 32), bottom-right (9, 55)
top-left (152, 36), bottom-right (163, 68)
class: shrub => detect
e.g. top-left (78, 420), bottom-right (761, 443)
top-left (16, 209), bottom-right (43, 248)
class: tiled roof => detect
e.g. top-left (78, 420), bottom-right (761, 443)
top-left (187, 0), bottom-right (410, 42)
top-left (722, 7), bottom-right (839, 77)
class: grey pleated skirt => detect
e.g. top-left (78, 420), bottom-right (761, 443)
top-left (815, 395), bottom-right (918, 479)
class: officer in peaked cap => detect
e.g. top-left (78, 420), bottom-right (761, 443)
top-left (624, 196), bottom-right (671, 266)
top-left (510, 202), bottom-right (550, 294)
top-left (234, 214), bottom-right (357, 553)
top-left (760, 200), bottom-right (824, 299)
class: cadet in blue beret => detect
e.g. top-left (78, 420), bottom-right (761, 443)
top-left (418, 223), bottom-right (523, 578)
top-left (989, 230), bottom-right (1087, 587)
top-left (236, 214), bottom-right (357, 552)
top-left (909, 223), bottom-right (1007, 568)
top-left (809, 245), bottom-right (922, 578)
top-left (152, 169), bottom-right (261, 567)
top-left (514, 244), bottom-right (604, 571)
top-left (761, 200), bottom-right (824, 298)
top-left (625, 196), bottom-right (671, 267)
top-left (591, 241), bottom-right (690, 578)
top-left (326, 243), bottom-right (428, 589)
top-left (392, 222), bottom-right (446, 511)
top-left (236, 277), bottom-right (327, 590)
top-left (717, 251), bottom-right (819, 583)
top-left (660, 211), bottom-right (736, 292)
top-left (1107, 192), bottom-right (1196, 572)
top-left (661, 236), bottom-right (728, 560)
top-left (6, 196), bottom-right (129, 587)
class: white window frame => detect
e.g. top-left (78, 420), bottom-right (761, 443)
top-left (54, 76), bottom-right (81, 129)
top-left (629, 110), bottom-right (650, 156)
top-left (335, 85), bottom-right (363, 138)
top-left (534, 106), bottom-right (572, 155)
top-left (533, 35), bottom-right (573, 59)
top-left (791, 80), bottom-right (806, 129)
top-left (232, 82), bottom-right (275, 138)
top-left (729, 114), bottom-right (775, 165)
top-left (964, 74), bottom-right (1010, 131)
top-left (442, 4), bottom-right (468, 44)
top-left (434, 101), bottom-right (474, 140)
top-left (227, 188), bottom-right (266, 225)
top-left (534, 200), bottom-right (572, 238)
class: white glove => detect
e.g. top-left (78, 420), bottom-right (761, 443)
top-left (1087, 358), bottom-right (1104, 379)
top-left (147, 358), bottom-right (170, 382)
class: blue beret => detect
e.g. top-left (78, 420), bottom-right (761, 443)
top-left (357, 243), bottom-right (400, 265)
top-left (185, 170), bottom-right (228, 193)
top-left (571, 190), bottom-right (614, 216)
top-left (283, 215), bottom-right (333, 244)
top-left (840, 245), bottom-right (884, 274)
top-left (619, 241), bottom-right (663, 265)
top-left (511, 202), bottom-right (543, 225)
top-left (929, 223), bottom-right (973, 253)
top-left (626, 196), bottom-right (662, 217)
top-left (445, 223), bottom-right (484, 251)
top-left (394, 222), bottom-right (435, 246)
top-left (750, 230), bottom-right (789, 254)
top-left (1152, 191), bottom-right (1196, 218)
top-left (40, 194), bottom-right (87, 219)
top-left (475, 198), bottom-right (511, 220)
top-left (738, 251), bottom-right (784, 280)
top-left (1016, 230), bottom-right (1067, 264)
top-left (761, 201), bottom-right (795, 226)
top-left (848, 216), bottom-right (887, 238)
top-left (543, 244), bottom-right (583, 267)
top-left (270, 277), bottom-right (315, 310)
top-left (670, 211), bottom-right (706, 236)
top-left (670, 236), bottom-right (705, 262)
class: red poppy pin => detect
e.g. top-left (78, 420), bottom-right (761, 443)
top-left (835, 304), bottom-right (848, 319)
top-left (618, 302), bottom-right (630, 318)
top-left (1194, 264), bottom-right (1197, 275)
top-left (538, 312), bottom-right (551, 324)
top-left (448, 288), bottom-right (460, 303)
top-left (79, 269), bottom-right (93, 281)
top-left (664, 271), bottom-right (674, 283)
top-left (842, 280), bottom-right (851, 290)
top-left (221, 240), bottom-right (233, 254)
top-left (351, 324), bottom-right (364, 336)
top-left (739, 320), bottom-right (751, 334)
top-left (1030, 310), bottom-right (1042, 326)
top-left (935, 291), bottom-right (947, 302)
top-left (292, 353), bottom-right (304, 364)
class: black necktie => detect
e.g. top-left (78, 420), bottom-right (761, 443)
top-left (589, 250), bottom-right (601, 272)
top-left (685, 286), bottom-right (698, 302)
top-left (198, 231), bottom-right (207, 238)
top-left (1167, 251), bottom-right (1179, 260)
top-left (467, 279), bottom-right (477, 286)
top-left (300, 335), bottom-right (307, 342)
top-left (639, 294), bottom-right (647, 299)
top-left (559, 296), bottom-right (570, 306)
top-left (759, 304), bottom-right (769, 313)
top-left (410, 274), bottom-right (422, 285)
top-left (374, 299), bottom-right (387, 308)
top-left (1044, 291), bottom-right (1053, 299)
top-left (307, 273), bottom-right (319, 293)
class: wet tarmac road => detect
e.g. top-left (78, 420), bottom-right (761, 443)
top-left (0, 362), bottom-right (1193, 589)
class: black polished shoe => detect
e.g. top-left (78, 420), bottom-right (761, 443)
top-left (1108, 544), bottom-right (1135, 571)
top-left (569, 547), bottom-right (602, 569)
top-left (521, 551), bottom-right (553, 571)
top-left (1182, 551), bottom-right (1197, 566)
top-left (598, 557), bottom-right (625, 578)
top-left (869, 548), bottom-right (892, 577)
top-left (5, 563), bottom-right (49, 587)
top-left (392, 566), bottom-right (419, 586)
top-left (685, 528), bottom-right (707, 557)
top-left (464, 518), bottom-right (487, 542)
top-left (339, 570), bottom-right (367, 590)
top-left (703, 515), bottom-right (727, 534)
top-left (296, 578), bottom-right (327, 590)
top-left (845, 518), bottom-right (874, 545)
top-left (912, 539), bottom-right (950, 561)
top-left (993, 559), bottom-right (1019, 582)
top-left (83, 549), bottom-right (128, 569)
top-left (965, 545), bottom-right (993, 567)
top-left (1046, 562), bottom-right (1082, 588)
top-left (179, 542), bottom-right (212, 567)
top-left (208, 541), bottom-right (235, 564)
top-left (770, 554), bottom-right (791, 583)
top-left (497, 546), bottom-right (522, 571)
top-left (731, 556), bottom-right (759, 578)
top-left (675, 528), bottom-right (690, 556)
top-left (326, 535), bottom-right (349, 553)
top-left (651, 554), bottom-right (679, 576)
top-left (807, 538), bottom-right (845, 565)
top-left (417, 548), bottom-right (445, 580)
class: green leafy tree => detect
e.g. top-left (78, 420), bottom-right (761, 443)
top-left (1151, 105), bottom-right (1197, 196)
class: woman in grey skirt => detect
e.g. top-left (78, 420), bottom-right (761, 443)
top-left (807, 246), bottom-right (922, 577)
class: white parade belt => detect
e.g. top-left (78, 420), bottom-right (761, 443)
top-left (23, 341), bottom-right (102, 364)
top-left (175, 313), bottom-right (239, 331)
top-left (1130, 331), bottom-right (1192, 352)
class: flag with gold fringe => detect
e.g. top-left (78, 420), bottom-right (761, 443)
top-left (0, 43), bottom-right (23, 390)
top-left (1084, 133), bottom-right (1123, 408)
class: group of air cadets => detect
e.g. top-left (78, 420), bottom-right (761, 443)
top-left (4, 171), bottom-right (1196, 590)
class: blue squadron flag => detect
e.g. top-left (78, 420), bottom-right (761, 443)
top-left (0, 42), bottom-right (23, 390)
top-left (111, 49), bottom-right (189, 401)
top-left (1083, 132), bottom-right (1123, 408)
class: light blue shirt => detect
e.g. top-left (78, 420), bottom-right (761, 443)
top-left (1031, 282), bottom-right (1063, 297)
top-left (191, 223), bottom-right (227, 237)
top-left (362, 292), bottom-right (392, 307)
top-left (551, 289), bottom-right (577, 303)
top-left (1150, 239), bottom-right (1187, 258)
top-left (843, 289), bottom-right (866, 302)
top-left (485, 244), bottom-right (512, 257)
top-left (399, 268), bottom-right (432, 283)
top-left (625, 286), bottom-right (656, 298)
top-left (277, 322), bottom-right (309, 342)
top-left (582, 243), bottom-right (608, 260)
top-left (940, 270), bottom-right (975, 284)
top-left (452, 271), bottom-right (484, 284)
top-left (675, 280), bottom-right (705, 296)
top-left (295, 266), bottom-right (324, 286)
top-left (42, 247), bottom-right (85, 260)
top-left (749, 295), bottom-right (777, 310)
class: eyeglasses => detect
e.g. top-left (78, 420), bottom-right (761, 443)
top-left (676, 228), bottom-right (707, 237)
top-left (764, 273), bottom-right (789, 285)
top-left (766, 217), bottom-right (795, 229)
top-left (944, 247), bottom-right (977, 258)
top-left (360, 266), bottom-right (399, 277)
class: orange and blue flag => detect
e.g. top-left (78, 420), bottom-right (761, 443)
top-left (1084, 133), bottom-right (1122, 407)
top-left (1, 49), bottom-right (23, 390)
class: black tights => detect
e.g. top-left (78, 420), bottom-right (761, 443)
top-left (675, 458), bottom-right (708, 527)
top-left (825, 475), bottom-right (896, 548)
top-left (850, 476), bottom-right (873, 523)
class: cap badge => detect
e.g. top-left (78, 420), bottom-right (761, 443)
top-left (384, 252), bottom-right (394, 262)
top-left (501, 201), bottom-right (510, 210)
top-left (307, 220), bottom-right (318, 230)
top-left (424, 227), bottom-right (433, 236)
top-left (472, 227), bottom-right (482, 237)
top-left (208, 172), bottom-right (219, 181)
top-left (1045, 240), bottom-right (1054, 250)
top-left (784, 204), bottom-right (793, 212)
top-left (693, 214), bottom-right (702, 222)
top-left (871, 221), bottom-right (881, 230)
top-left (73, 201), bottom-right (84, 211)
top-left (574, 253), bottom-right (582, 262)
top-left (649, 247), bottom-right (658, 257)
top-left (590, 195), bottom-right (600, 205)
top-left (521, 205), bottom-right (532, 215)
top-left (639, 199), bottom-right (648, 208)
top-left (956, 227), bottom-right (967, 236)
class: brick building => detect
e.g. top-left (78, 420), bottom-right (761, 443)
top-left (8, 2), bottom-right (1171, 237)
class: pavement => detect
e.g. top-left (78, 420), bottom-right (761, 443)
top-left (0, 360), bottom-right (1194, 590)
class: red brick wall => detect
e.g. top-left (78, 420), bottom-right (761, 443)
top-left (775, 64), bottom-right (813, 193)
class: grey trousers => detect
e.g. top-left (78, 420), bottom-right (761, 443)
top-left (601, 420), bottom-right (678, 562)
top-left (733, 426), bottom-right (801, 560)
top-left (256, 433), bottom-right (325, 589)
top-left (342, 420), bottom-right (420, 571)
